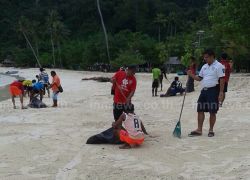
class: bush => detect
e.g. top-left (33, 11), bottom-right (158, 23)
top-left (111, 49), bottom-right (144, 68)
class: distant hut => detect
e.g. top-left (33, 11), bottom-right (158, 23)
top-left (1, 59), bottom-right (15, 67)
top-left (164, 57), bottom-right (185, 73)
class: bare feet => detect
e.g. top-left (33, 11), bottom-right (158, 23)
top-left (119, 143), bottom-right (131, 149)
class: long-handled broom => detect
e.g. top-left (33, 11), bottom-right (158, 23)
top-left (173, 80), bottom-right (188, 138)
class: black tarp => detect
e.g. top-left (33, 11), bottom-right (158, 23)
top-left (86, 127), bottom-right (123, 144)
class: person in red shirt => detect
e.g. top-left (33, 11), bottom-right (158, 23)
top-left (111, 66), bottom-right (125, 95)
top-left (186, 57), bottom-right (196, 93)
top-left (9, 80), bottom-right (26, 109)
top-left (111, 65), bottom-right (137, 121)
top-left (220, 53), bottom-right (232, 104)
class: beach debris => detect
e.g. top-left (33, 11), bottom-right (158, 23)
top-left (82, 77), bottom-right (111, 82)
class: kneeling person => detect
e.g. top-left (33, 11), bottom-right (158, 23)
top-left (112, 104), bottom-right (145, 149)
top-left (161, 77), bottom-right (185, 97)
top-left (30, 80), bottom-right (44, 101)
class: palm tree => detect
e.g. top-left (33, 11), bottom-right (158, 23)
top-left (97, 0), bottom-right (110, 62)
top-left (47, 10), bottom-right (69, 68)
top-left (168, 12), bottom-right (177, 37)
top-left (53, 21), bottom-right (70, 68)
top-left (18, 16), bottom-right (41, 67)
top-left (47, 10), bottom-right (59, 67)
top-left (154, 13), bottom-right (167, 42)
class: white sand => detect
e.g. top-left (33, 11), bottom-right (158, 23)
top-left (0, 67), bottom-right (250, 180)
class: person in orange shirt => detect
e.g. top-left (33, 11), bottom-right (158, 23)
top-left (9, 80), bottom-right (26, 109)
top-left (50, 71), bottom-right (61, 107)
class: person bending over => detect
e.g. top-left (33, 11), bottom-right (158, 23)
top-left (112, 104), bottom-right (147, 149)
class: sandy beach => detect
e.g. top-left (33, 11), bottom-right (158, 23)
top-left (0, 67), bottom-right (250, 180)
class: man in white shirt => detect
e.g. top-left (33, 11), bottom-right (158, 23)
top-left (187, 49), bottom-right (225, 137)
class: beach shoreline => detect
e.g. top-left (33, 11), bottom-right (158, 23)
top-left (0, 70), bottom-right (26, 102)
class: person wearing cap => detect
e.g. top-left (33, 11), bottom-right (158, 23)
top-left (111, 65), bottom-right (137, 121)
top-left (187, 49), bottom-right (225, 137)
top-left (39, 67), bottom-right (50, 98)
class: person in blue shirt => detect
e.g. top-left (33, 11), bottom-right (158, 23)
top-left (30, 79), bottom-right (44, 101)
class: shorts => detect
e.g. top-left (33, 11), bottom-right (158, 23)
top-left (224, 82), bottom-right (228, 92)
top-left (197, 86), bottom-right (220, 113)
top-left (43, 83), bottom-right (49, 88)
top-left (113, 103), bottom-right (126, 121)
top-left (24, 85), bottom-right (32, 91)
top-left (9, 86), bottom-right (22, 96)
top-left (52, 91), bottom-right (59, 100)
top-left (119, 130), bottom-right (144, 145)
top-left (152, 79), bottom-right (159, 88)
top-left (32, 89), bottom-right (40, 94)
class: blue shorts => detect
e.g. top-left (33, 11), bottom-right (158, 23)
top-left (52, 92), bottom-right (59, 100)
top-left (197, 86), bottom-right (220, 113)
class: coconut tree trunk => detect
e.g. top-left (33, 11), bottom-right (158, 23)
top-left (170, 24), bottom-right (173, 37)
top-left (158, 26), bottom-right (161, 42)
top-left (167, 22), bottom-right (170, 37)
top-left (35, 40), bottom-right (39, 58)
top-left (50, 32), bottom-right (56, 67)
top-left (97, 0), bottom-right (110, 62)
top-left (174, 24), bottom-right (177, 37)
top-left (57, 41), bottom-right (63, 68)
top-left (22, 30), bottom-right (41, 67)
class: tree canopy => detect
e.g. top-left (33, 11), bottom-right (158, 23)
top-left (0, 0), bottom-right (249, 71)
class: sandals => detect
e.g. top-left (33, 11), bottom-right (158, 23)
top-left (188, 131), bottom-right (215, 137)
top-left (208, 131), bottom-right (215, 137)
top-left (188, 131), bottom-right (202, 137)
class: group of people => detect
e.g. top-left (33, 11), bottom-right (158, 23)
top-left (9, 68), bottom-right (61, 109)
top-left (110, 49), bottom-right (232, 149)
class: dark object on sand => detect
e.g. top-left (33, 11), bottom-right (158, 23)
top-left (5, 71), bottom-right (19, 75)
top-left (86, 127), bottom-right (122, 144)
top-left (29, 97), bottom-right (47, 108)
top-left (82, 77), bottom-right (111, 82)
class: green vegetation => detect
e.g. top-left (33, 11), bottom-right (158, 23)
top-left (0, 0), bottom-right (249, 71)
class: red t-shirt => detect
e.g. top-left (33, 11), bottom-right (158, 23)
top-left (189, 64), bottom-right (196, 75)
top-left (10, 81), bottom-right (24, 92)
top-left (220, 59), bottom-right (232, 83)
top-left (112, 71), bottom-right (136, 104)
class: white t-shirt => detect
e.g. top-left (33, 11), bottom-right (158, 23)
top-left (123, 113), bottom-right (144, 138)
top-left (199, 60), bottom-right (225, 88)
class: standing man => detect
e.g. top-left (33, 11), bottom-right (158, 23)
top-left (151, 65), bottom-right (161, 96)
top-left (159, 66), bottom-right (168, 91)
top-left (9, 80), bottom-right (25, 109)
top-left (186, 57), bottom-right (196, 92)
top-left (220, 53), bottom-right (232, 104)
top-left (187, 49), bottom-right (225, 137)
top-left (111, 65), bottom-right (137, 121)
top-left (50, 71), bottom-right (61, 107)
top-left (39, 68), bottom-right (50, 98)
